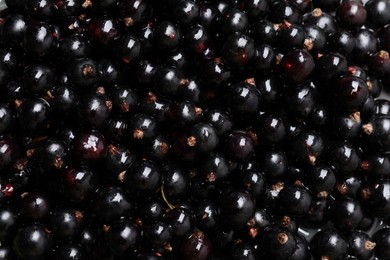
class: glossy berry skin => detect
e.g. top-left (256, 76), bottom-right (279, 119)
top-left (221, 32), bottom-right (255, 69)
top-left (180, 231), bottom-right (212, 260)
top-left (153, 66), bottom-right (182, 98)
top-left (281, 49), bottom-right (315, 84)
top-left (143, 221), bottom-right (172, 248)
top-left (277, 184), bottom-right (313, 217)
top-left (336, 0), bottom-right (367, 30)
top-left (23, 64), bottom-right (55, 95)
top-left (165, 207), bottom-right (194, 238)
top-left (13, 224), bottom-right (53, 260)
top-left (72, 130), bottom-right (107, 161)
top-left (219, 7), bottom-right (248, 35)
top-left (289, 234), bottom-right (310, 260)
top-left (219, 191), bottom-right (254, 230)
top-left (291, 130), bottom-right (325, 165)
top-left (284, 84), bottom-right (317, 119)
top-left (92, 186), bottom-right (131, 223)
top-left (128, 113), bottom-right (158, 143)
top-left (373, 228), bottom-right (390, 259)
top-left (329, 142), bottom-right (360, 172)
top-left (276, 22), bottom-right (306, 52)
top-left (17, 98), bottom-right (51, 135)
top-left (125, 159), bottom-right (161, 196)
top-left (23, 22), bottom-right (57, 57)
top-left (52, 85), bottom-right (79, 116)
top-left (335, 76), bottom-right (369, 112)
top-left (0, 137), bottom-right (19, 169)
top-left (67, 58), bottom-right (98, 89)
top-left (60, 166), bottom-right (96, 204)
top-left (78, 93), bottom-right (111, 129)
top-left (330, 196), bottom-right (363, 230)
top-left (237, 169), bottom-right (267, 199)
top-left (230, 242), bottom-right (256, 260)
top-left (199, 153), bottom-right (230, 183)
top-left (58, 35), bottom-right (91, 63)
top-left (20, 192), bottom-right (50, 221)
top-left (365, 0), bottom-right (390, 29)
top-left (152, 21), bottom-right (182, 52)
top-left (0, 246), bottom-right (13, 260)
top-left (194, 201), bottom-right (218, 231)
top-left (187, 122), bottom-right (219, 153)
top-left (269, 1), bottom-right (301, 24)
top-left (353, 29), bottom-right (378, 65)
top-left (363, 179), bottom-right (390, 218)
top-left (0, 207), bottom-right (19, 241)
top-left (50, 208), bottom-right (83, 241)
top-left (2, 14), bottom-right (27, 47)
top-left (262, 150), bottom-right (289, 180)
top-left (262, 226), bottom-right (297, 259)
top-left (327, 30), bottom-right (356, 55)
top-left (36, 138), bottom-right (68, 171)
top-left (162, 164), bottom-right (189, 200)
top-left (105, 219), bottom-right (138, 256)
top-left (87, 18), bottom-right (119, 46)
top-left (110, 87), bottom-right (138, 114)
top-left (310, 228), bottom-right (348, 260)
top-left (305, 165), bottom-right (336, 197)
top-left (362, 115), bottom-right (390, 152)
top-left (224, 130), bottom-right (255, 161)
top-left (252, 20), bottom-right (277, 45)
top-left (114, 35), bottom-right (143, 65)
top-left (55, 243), bottom-right (86, 260)
top-left (226, 81), bottom-right (262, 116)
top-left (348, 231), bottom-right (375, 260)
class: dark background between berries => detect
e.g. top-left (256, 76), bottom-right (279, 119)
top-left (0, 0), bottom-right (390, 259)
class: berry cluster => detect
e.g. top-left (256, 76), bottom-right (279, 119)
top-left (0, 0), bottom-right (390, 259)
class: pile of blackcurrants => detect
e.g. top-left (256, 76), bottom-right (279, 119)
top-left (0, 0), bottom-right (390, 259)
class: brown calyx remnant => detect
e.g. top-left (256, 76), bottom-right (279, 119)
top-left (304, 38), bottom-right (314, 51)
top-left (202, 212), bottom-right (209, 220)
top-left (247, 218), bottom-right (256, 227)
top-left (281, 216), bottom-right (292, 227)
top-left (312, 8), bottom-right (323, 17)
top-left (82, 0), bottom-right (92, 8)
top-left (195, 107), bottom-right (203, 117)
top-left (119, 102), bottom-right (130, 113)
top-left (277, 232), bottom-right (289, 245)
top-left (14, 99), bottom-right (23, 109)
top-left (247, 130), bottom-right (258, 144)
top-left (367, 80), bottom-right (373, 92)
top-left (179, 78), bottom-right (190, 87)
top-left (308, 154), bottom-right (317, 165)
top-left (193, 231), bottom-right (205, 240)
top-left (349, 111), bottom-right (361, 123)
top-left (294, 180), bottom-right (303, 186)
top-left (361, 188), bottom-right (371, 200)
top-left (14, 158), bottom-right (28, 171)
top-left (164, 243), bottom-right (173, 252)
top-left (108, 144), bottom-right (119, 155)
top-left (118, 171), bottom-right (126, 183)
top-left (146, 92), bottom-right (157, 103)
top-left (123, 17), bottom-right (135, 27)
top-left (133, 129), bottom-right (144, 139)
top-left (317, 190), bottom-right (329, 199)
top-left (365, 240), bottom-right (376, 250)
top-left (53, 156), bottom-right (64, 169)
top-left (159, 142), bottom-right (169, 154)
top-left (103, 225), bottom-right (111, 232)
top-left (214, 57), bottom-right (222, 64)
top-left (336, 184), bottom-right (348, 195)
top-left (82, 65), bottom-right (94, 78)
top-left (75, 211), bottom-right (84, 222)
top-left (272, 182), bottom-right (285, 193)
top-left (378, 50), bottom-right (390, 60)
top-left (248, 227), bottom-right (258, 238)
top-left (245, 78), bottom-right (256, 86)
top-left (26, 149), bottom-right (36, 158)
top-left (360, 161), bottom-right (369, 170)
top-left (187, 136), bottom-right (197, 147)
top-left (21, 192), bottom-right (29, 199)
top-left (96, 86), bottom-right (106, 95)
top-left (206, 172), bottom-right (217, 182)
top-left (362, 123), bottom-right (374, 135)
top-left (321, 256), bottom-right (330, 260)
top-left (105, 100), bottom-right (113, 111)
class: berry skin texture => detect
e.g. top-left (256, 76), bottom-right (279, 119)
top-left (13, 224), bottom-right (53, 260)
top-left (310, 228), bottom-right (349, 260)
top-left (281, 49), bottom-right (315, 84)
top-left (180, 231), bottom-right (212, 260)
